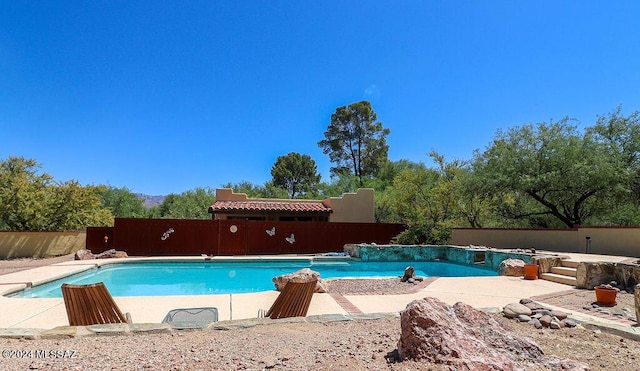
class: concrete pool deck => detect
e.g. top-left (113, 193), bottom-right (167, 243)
top-left (0, 252), bottom-right (637, 336)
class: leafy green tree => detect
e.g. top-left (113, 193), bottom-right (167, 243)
top-left (586, 202), bottom-right (640, 226)
top-left (369, 159), bottom-right (426, 192)
top-left (371, 160), bottom-right (428, 223)
top-left (590, 107), bottom-right (640, 202)
top-left (317, 171), bottom-right (389, 198)
top-left (101, 186), bottom-right (146, 217)
top-left (220, 181), bottom-right (290, 199)
top-left (428, 150), bottom-right (502, 228)
top-left (317, 173), bottom-right (360, 198)
top-left (472, 118), bottom-right (625, 228)
top-left (0, 157), bottom-right (54, 230)
top-left (148, 193), bottom-right (177, 218)
top-left (454, 166), bottom-right (499, 228)
top-left (0, 157), bottom-right (113, 230)
top-left (47, 181), bottom-right (113, 230)
top-left (318, 101), bottom-right (390, 186)
top-left (383, 167), bottom-right (453, 244)
top-left (151, 187), bottom-right (217, 219)
top-left (582, 108), bottom-right (640, 225)
top-left (271, 152), bottom-right (321, 199)
top-left (375, 152), bottom-right (496, 230)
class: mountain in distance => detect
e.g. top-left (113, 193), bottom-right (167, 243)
top-left (136, 193), bottom-right (166, 208)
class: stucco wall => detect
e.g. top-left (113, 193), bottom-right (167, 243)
top-left (324, 188), bottom-right (375, 223)
top-left (0, 231), bottom-right (86, 259)
top-left (450, 227), bottom-right (640, 258)
top-left (215, 188), bottom-right (259, 201)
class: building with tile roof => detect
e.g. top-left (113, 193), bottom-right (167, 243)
top-left (208, 188), bottom-right (374, 223)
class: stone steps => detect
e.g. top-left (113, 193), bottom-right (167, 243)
top-left (560, 260), bottom-right (579, 269)
top-left (540, 272), bottom-right (577, 286)
top-left (550, 266), bottom-right (577, 277)
top-left (538, 259), bottom-right (579, 286)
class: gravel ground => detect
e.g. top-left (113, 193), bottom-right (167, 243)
top-left (0, 254), bottom-right (76, 276)
top-left (325, 277), bottom-right (430, 295)
top-left (1, 256), bottom-right (639, 370)
top-left (539, 289), bottom-right (637, 322)
top-left (494, 316), bottom-right (640, 371)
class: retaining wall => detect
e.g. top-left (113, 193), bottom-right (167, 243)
top-left (344, 244), bottom-right (537, 270)
top-left (0, 231), bottom-right (86, 259)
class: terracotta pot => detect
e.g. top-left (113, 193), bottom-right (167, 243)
top-left (595, 287), bottom-right (617, 306)
top-left (523, 264), bottom-right (539, 280)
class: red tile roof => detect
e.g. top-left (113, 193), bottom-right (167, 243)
top-left (208, 200), bottom-right (332, 214)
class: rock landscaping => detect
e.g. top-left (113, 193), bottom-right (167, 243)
top-left (503, 298), bottom-right (577, 330)
top-left (395, 297), bottom-right (588, 370)
top-left (576, 260), bottom-right (640, 291)
top-left (272, 268), bottom-right (326, 293)
top-left (399, 265), bottom-right (424, 283)
top-left (497, 258), bottom-right (525, 276)
top-left (74, 248), bottom-right (128, 260)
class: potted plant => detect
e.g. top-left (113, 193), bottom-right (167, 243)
top-left (523, 263), bottom-right (539, 280)
top-left (594, 283), bottom-right (619, 306)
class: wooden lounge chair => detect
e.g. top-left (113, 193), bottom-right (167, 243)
top-left (265, 280), bottom-right (317, 319)
top-left (61, 282), bottom-right (131, 326)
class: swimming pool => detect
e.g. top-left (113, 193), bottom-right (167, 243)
top-left (11, 259), bottom-right (497, 298)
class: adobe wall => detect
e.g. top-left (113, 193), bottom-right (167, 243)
top-left (0, 231), bottom-right (86, 259)
top-left (324, 188), bottom-right (375, 223)
top-left (216, 188), bottom-right (261, 202)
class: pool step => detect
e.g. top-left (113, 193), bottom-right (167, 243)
top-left (539, 260), bottom-right (578, 286)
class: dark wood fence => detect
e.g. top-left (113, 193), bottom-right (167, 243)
top-left (87, 218), bottom-right (405, 256)
top-left (231, 220), bottom-right (405, 255)
top-left (113, 218), bottom-right (219, 256)
top-left (86, 227), bottom-right (114, 251)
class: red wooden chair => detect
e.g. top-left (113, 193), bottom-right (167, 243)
top-left (61, 282), bottom-right (131, 326)
top-left (265, 280), bottom-right (317, 319)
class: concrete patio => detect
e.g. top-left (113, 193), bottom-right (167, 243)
top-left (0, 252), bottom-right (636, 334)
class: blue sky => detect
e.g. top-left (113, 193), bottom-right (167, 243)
top-left (1, 2), bottom-right (639, 195)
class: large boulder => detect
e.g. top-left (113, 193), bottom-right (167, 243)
top-left (272, 268), bottom-right (326, 293)
top-left (577, 261), bottom-right (640, 290)
top-left (402, 266), bottom-right (415, 280)
top-left (400, 266), bottom-right (424, 283)
top-left (114, 250), bottom-right (129, 259)
top-left (532, 256), bottom-right (567, 274)
top-left (497, 259), bottom-right (525, 277)
top-left (397, 297), bottom-right (588, 370)
top-left (576, 262), bottom-right (616, 289)
top-left (95, 249), bottom-right (129, 259)
top-left (95, 249), bottom-right (118, 259)
top-left (74, 249), bottom-right (128, 260)
top-left (74, 249), bottom-right (94, 260)
top-left (502, 302), bottom-right (532, 318)
top-left (613, 263), bottom-right (640, 291)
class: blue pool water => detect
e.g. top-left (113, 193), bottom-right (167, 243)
top-left (12, 260), bottom-right (496, 298)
